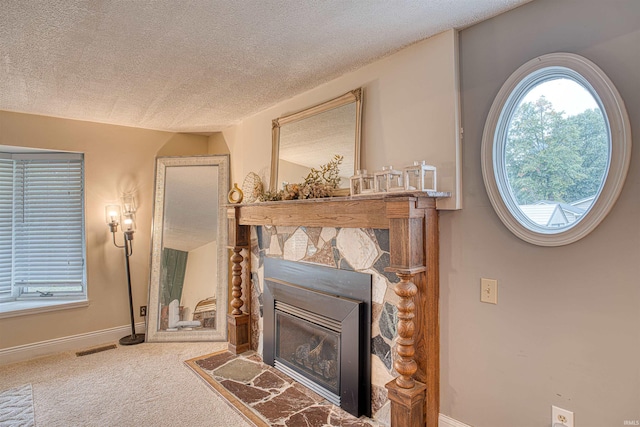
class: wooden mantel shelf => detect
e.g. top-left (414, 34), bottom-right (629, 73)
top-left (233, 191), bottom-right (450, 229)
top-left (226, 191), bottom-right (447, 427)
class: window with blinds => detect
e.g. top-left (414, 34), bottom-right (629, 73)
top-left (0, 153), bottom-right (85, 303)
top-left (0, 159), bottom-right (14, 301)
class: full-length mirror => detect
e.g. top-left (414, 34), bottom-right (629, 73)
top-left (147, 155), bottom-right (229, 342)
top-left (271, 88), bottom-right (362, 195)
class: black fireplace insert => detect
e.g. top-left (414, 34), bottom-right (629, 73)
top-left (263, 258), bottom-right (372, 417)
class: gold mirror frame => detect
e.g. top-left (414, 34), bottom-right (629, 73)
top-left (146, 155), bottom-right (229, 342)
top-left (270, 88), bottom-right (363, 196)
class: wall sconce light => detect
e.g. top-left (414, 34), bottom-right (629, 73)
top-left (106, 195), bottom-right (144, 345)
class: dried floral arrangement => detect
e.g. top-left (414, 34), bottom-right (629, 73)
top-left (259, 155), bottom-right (343, 201)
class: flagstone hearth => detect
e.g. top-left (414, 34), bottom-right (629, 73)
top-left (186, 351), bottom-right (383, 427)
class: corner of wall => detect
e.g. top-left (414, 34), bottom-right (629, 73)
top-left (208, 132), bottom-right (231, 155)
top-left (156, 133), bottom-right (209, 157)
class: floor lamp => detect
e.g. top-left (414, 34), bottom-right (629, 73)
top-left (106, 197), bottom-right (145, 345)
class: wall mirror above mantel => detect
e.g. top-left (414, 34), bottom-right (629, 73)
top-left (147, 155), bottom-right (229, 342)
top-left (271, 88), bottom-right (363, 196)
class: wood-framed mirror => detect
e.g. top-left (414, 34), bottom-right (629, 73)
top-left (146, 155), bottom-right (229, 342)
top-left (270, 88), bottom-right (363, 195)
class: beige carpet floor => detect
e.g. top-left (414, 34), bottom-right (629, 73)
top-left (0, 342), bottom-right (253, 427)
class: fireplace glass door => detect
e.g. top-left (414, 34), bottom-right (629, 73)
top-left (275, 308), bottom-right (341, 397)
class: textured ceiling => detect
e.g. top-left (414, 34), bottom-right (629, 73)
top-left (0, 0), bottom-right (530, 133)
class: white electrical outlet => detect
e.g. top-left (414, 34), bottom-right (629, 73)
top-left (552, 405), bottom-right (574, 427)
top-left (480, 278), bottom-right (497, 304)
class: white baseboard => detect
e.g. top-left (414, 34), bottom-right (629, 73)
top-left (0, 322), bottom-right (145, 366)
top-left (440, 413), bottom-right (472, 427)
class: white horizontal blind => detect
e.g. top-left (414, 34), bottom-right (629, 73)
top-left (0, 159), bottom-right (13, 299)
top-left (13, 158), bottom-right (85, 292)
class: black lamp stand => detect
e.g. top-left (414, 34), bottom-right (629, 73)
top-left (110, 222), bottom-right (145, 345)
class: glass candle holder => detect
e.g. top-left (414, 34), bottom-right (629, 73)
top-left (350, 170), bottom-right (375, 196)
top-left (404, 161), bottom-right (437, 192)
top-left (374, 166), bottom-right (403, 192)
top-left (121, 194), bottom-right (137, 215)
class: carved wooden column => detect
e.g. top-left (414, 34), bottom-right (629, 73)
top-left (385, 266), bottom-right (427, 427)
top-left (226, 207), bottom-right (250, 354)
top-left (384, 195), bottom-right (438, 426)
top-left (392, 270), bottom-right (423, 388)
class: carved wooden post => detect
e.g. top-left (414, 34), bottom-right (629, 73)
top-left (227, 207), bottom-right (250, 354)
top-left (394, 271), bottom-right (419, 388)
top-left (384, 196), bottom-right (429, 427)
top-left (386, 267), bottom-right (427, 427)
top-left (230, 247), bottom-right (244, 315)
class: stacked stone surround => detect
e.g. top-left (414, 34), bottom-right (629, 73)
top-left (249, 225), bottom-right (400, 425)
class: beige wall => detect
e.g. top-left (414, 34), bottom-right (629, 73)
top-left (207, 132), bottom-right (230, 155)
top-left (223, 29), bottom-right (461, 209)
top-left (441, 1), bottom-right (640, 425)
top-left (181, 240), bottom-right (218, 317)
top-left (0, 111), bottom-right (208, 349)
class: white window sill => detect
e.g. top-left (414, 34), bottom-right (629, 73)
top-left (0, 299), bottom-right (89, 319)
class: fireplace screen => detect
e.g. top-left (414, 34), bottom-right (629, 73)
top-left (275, 310), bottom-right (340, 395)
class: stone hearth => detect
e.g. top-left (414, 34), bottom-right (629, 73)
top-left (192, 351), bottom-right (383, 427)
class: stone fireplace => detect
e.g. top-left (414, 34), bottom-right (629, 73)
top-left (263, 258), bottom-right (372, 417)
top-left (226, 194), bottom-right (442, 427)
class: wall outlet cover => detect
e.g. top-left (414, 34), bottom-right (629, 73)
top-left (552, 405), bottom-right (574, 427)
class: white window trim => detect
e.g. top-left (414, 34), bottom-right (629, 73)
top-left (0, 299), bottom-right (88, 319)
top-left (481, 52), bottom-right (632, 246)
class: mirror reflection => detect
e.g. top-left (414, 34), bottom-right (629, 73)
top-left (147, 155), bottom-right (229, 342)
top-left (271, 88), bottom-right (362, 195)
top-left (160, 166), bottom-right (218, 331)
